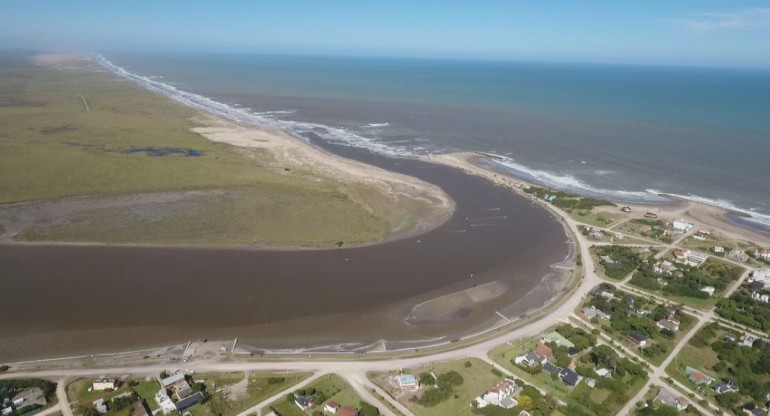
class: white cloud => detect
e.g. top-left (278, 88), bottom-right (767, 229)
top-left (672, 8), bottom-right (770, 33)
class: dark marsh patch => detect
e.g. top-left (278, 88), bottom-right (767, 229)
top-left (122, 147), bottom-right (202, 157)
top-left (41, 125), bottom-right (77, 135)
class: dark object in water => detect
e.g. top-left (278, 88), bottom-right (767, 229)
top-left (123, 147), bottom-right (202, 157)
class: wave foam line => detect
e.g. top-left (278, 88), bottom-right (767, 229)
top-left (96, 55), bottom-right (414, 157)
top-left (647, 190), bottom-right (770, 228)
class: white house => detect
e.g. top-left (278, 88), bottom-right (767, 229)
top-left (714, 246), bottom-right (725, 254)
top-left (514, 352), bottom-right (547, 367)
top-left (752, 292), bottom-right (769, 303)
top-left (155, 389), bottom-right (177, 415)
top-left (751, 268), bottom-right (770, 282)
top-left (729, 249), bottom-right (749, 262)
top-left (673, 220), bottom-right (694, 231)
top-left (755, 250), bottom-right (770, 260)
top-left (686, 251), bottom-right (709, 266)
top-left (700, 286), bottom-right (716, 297)
top-left (92, 378), bottom-right (116, 391)
top-left (595, 368), bottom-right (612, 378)
top-left (656, 388), bottom-right (689, 411)
top-left (474, 379), bottom-right (519, 409)
top-left (324, 401), bottom-right (340, 414)
top-left (654, 260), bottom-right (676, 275)
top-left (92, 399), bottom-right (107, 415)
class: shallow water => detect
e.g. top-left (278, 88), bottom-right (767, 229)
top-left (0, 154), bottom-right (570, 361)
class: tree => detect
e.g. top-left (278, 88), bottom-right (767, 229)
top-left (419, 373), bottom-right (435, 386)
top-left (78, 406), bottom-right (99, 416)
top-left (0, 366), bottom-right (9, 373)
top-left (517, 395), bottom-right (534, 411)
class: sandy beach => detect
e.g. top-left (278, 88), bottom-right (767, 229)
top-left (423, 152), bottom-right (770, 248)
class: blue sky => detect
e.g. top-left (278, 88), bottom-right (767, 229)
top-left (2, 0), bottom-right (770, 67)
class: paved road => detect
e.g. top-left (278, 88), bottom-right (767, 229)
top-left (56, 378), bottom-right (74, 416)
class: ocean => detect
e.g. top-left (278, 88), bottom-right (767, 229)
top-left (101, 52), bottom-right (770, 229)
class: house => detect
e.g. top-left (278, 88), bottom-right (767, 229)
top-left (536, 342), bottom-right (554, 359)
top-left (699, 285), bottom-right (718, 297)
top-left (543, 362), bottom-right (561, 375)
top-left (324, 401), bottom-right (340, 414)
top-left (540, 331), bottom-right (575, 348)
top-left (729, 249), bottom-right (749, 262)
top-left (752, 291), bottom-right (770, 303)
top-left (673, 249), bottom-right (690, 261)
top-left (568, 347), bottom-right (579, 356)
top-left (559, 368), bottom-right (581, 387)
top-left (175, 393), bottom-right (204, 412)
top-left (599, 291), bottom-right (616, 301)
top-left (396, 374), bottom-right (417, 389)
top-left (628, 332), bottom-right (647, 347)
top-left (656, 388), bottom-right (689, 411)
top-left (92, 399), bottom-right (108, 415)
top-left (714, 246), bottom-right (725, 254)
top-left (654, 260), bottom-right (677, 275)
top-left (621, 206), bottom-right (632, 212)
top-left (686, 251), bottom-right (709, 266)
top-left (514, 352), bottom-right (547, 367)
top-left (160, 373), bottom-right (187, 391)
top-left (582, 306), bottom-right (610, 321)
top-left (740, 335), bottom-right (756, 348)
top-left (474, 379), bottom-right (519, 409)
top-left (92, 378), bottom-right (117, 391)
top-left (712, 383), bottom-right (739, 394)
top-left (590, 229), bottom-right (605, 240)
top-left (751, 281), bottom-right (766, 291)
top-left (600, 255), bottom-right (616, 264)
top-left (155, 389), bottom-right (177, 415)
top-left (673, 220), bottom-right (694, 231)
top-left (751, 268), bottom-right (770, 282)
top-left (742, 404), bottom-right (764, 416)
top-left (644, 212), bottom-right (658, 219)
top-left (724, 334), bottom-right (736, 342)
top-left (757, 250), bottom-right (770, 260)
top-left (685, 367), bottom-right (714, 386)
top-left (640, 225), bottom-right (652, 233)
top-left (295, 396), bottom-right (315, 411)
top-left (585, 378), bottom-right (596, 388)
top-left (133, 402), bottom-right (151, 416)
top-left (339, 408), bottom-right (359, 416)
top-left (693, 231), bottom-right (709, 240)
top-left (595, 368), bottom-right (611, 378)
top-left (657, 318), bottom-right (681, 332)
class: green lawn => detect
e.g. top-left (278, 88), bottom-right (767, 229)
top-left (264, 374), bottom-right (369, 416)
top-left (66, 379), bottom-right (130, 407)
top-left (370, 358), bottom-right (501, 416)
top-left (131, 380), bottom-right (160, 411)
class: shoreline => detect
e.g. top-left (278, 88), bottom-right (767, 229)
top-left (423, 152), bottom-right (770, 247)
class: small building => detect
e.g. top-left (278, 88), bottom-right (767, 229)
top-left (742, 404), bottom-right (764, 416)
top-left (474, 379), bottom-right (519, 409)
top-left (740, 335), bottom-right (756, 348)
top-left (757, 250), bottom-right (770, 260)
top-left (595, 368), bottom-right (611, 378)
top-left (160, 373), bottom-right (187, 391)
top-left (621, 206), bottom-right (632, 212)
top-left (582, 306), bottom-right (610, 321)
top-left (685, 367), bottom-right (714, 386)
top-left (752, 292), bottom-right (770, 303)
top-left (686, 251), bottom-right (709, 266)
top-left (644, 212), bottom-right (658, 219)
top-left (175, 392), bottom-right (204, 412)
top-left (324, 401), bottom-right (340, 414)
top-left (654, 260), bottom-right (677, 275)
top-left (712, 383), bottom-right (739, 395)
top-left (535, 342), bottom-right (554, 359)
top-left (729, 249), bottom-right (749, 262)
top-left (673, 249), bottom-right (690, 261)
top-left (656, 388), bottom-right (688, 411)
top-left (673, 220), bottom-right (694, 231)
top-left (714, 246), bottom-right (725, 254)
top-left (92, 378), bottom-right (117, 391)
top-left (590, 229), bottom-right (605, 240)
top-left (514, 352), bottom-right (548, 367)
top-left (92, 399), bottom-right (107, 415)
top-left (559, 368), bottom-right (581, 387)
top-left (657, 318), bottom-right (680, 332)
top-left (585, 378), bottom-right (596, 388)
top-left (628, 332), bottom-right (647, 348)
top-left (133, 401), bottom-right (151, 416)
top-left (396, 374), bottom-right (417, 389)
top-left (540, 331), bottom-right (575, 349)
top-left (294, 396), bottom-right (315, 411)
top-left (155, 390), bottom-right (177, 415)
top-left (640, 225), bottom-right (652, 233)
top-left (600, 255), bottom-right (615, 264)
top-left (700, 286), bottom-right (716, 297)
top-left (339, 408), bottom-right (359, 416)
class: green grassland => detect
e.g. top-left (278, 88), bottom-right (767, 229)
top-left (0, 54), bottom-right (427, 246)
top-left (264, 374), bottom-right (369, 416)
top-left (370, 358), bottom-right (501, 416)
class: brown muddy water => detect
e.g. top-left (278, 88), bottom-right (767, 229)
top-left (0, 143), bottom-right (571, 361)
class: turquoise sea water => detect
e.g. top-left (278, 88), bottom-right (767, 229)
top-left (103, 52), bottom-right (770, 227)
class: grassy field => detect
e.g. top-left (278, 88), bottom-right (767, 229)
top-left (131, 380), bottom-right (160, 411)
top-left (370, 358), bottom-right (500, 416)
top-left (0, 54), bottom-right (423, 246)
top-left (264, 374), bottom-right (368, 416)
top-left (66, 379), bottom-right (131, 407)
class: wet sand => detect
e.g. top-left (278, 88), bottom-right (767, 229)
top-left (0, 151), bottom-right (570, 361)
